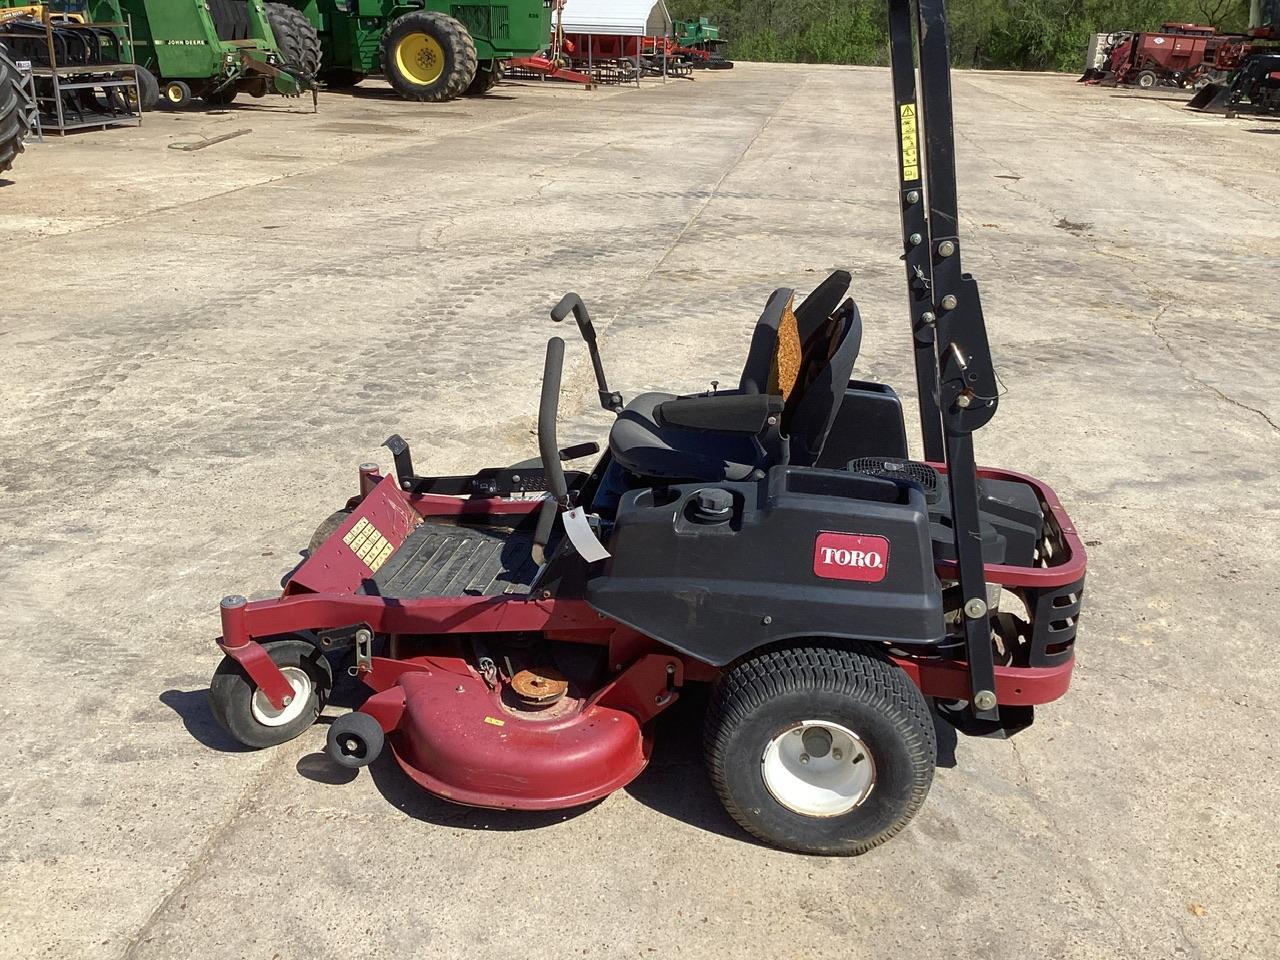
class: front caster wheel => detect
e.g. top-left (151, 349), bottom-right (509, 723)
top-left (209, 638), bottom-right (332, 748)
top-left (326, 711), bottom-right (385, 768)
top-left (704, 644), bottom-right (936, 855)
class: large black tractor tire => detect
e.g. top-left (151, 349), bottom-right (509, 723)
top-left (132, 65), bottom-right (160, 111)
top-left (381, 11), bottom-right (477, 103)
top-left (265, 2), bottom-right (322, 78)
top-left (1, 49), bottom-right (31, 175)
top-left (463, 59), bottom-right (502, 96)
top-left (704, 644), bottom-right (937, 856)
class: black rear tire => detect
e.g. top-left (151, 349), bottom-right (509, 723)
top-left (0, 48), bottom-right (31, 174)
top-left (265, 2), bottom-right (322, 77)
top-left (381, 11), bottom-right (477, 103)
top-left (209, 638), bottom-right (332, 748)
top-left (1136, 69), bottom-right (1158, 90)
top-left (203, 84), bottom-right (238, 106)
top-left (704, 644), bottom-right (936, 855)
top-left (463, 59), bottom-right (502, 96)
top-left (131, 64), bottom-right (160, 111)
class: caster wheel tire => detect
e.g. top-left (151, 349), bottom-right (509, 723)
top-left (209, 638), bottom-right (332, 748)
top-left (307, 509), bottom-right (352, 554)
top-left (704, 645), bottom-right (936, 856)
top-left (327, 711), bottom-right (385, 768)
top-left (162, 80), bottom-right (192, 108)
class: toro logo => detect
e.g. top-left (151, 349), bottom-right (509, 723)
top-left (813, 532), bottom-right (890, 583)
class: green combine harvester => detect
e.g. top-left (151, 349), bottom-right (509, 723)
top-left (673, 16), bottom-right (732, 69)
top-left (0, 0), bottom-right (319, 108)
top-left (90, 0), bottom-right (319, 107)
top-left (282, 1), bottom-right (550, 101)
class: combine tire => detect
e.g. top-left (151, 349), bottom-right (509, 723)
top-left (162, 79), bottom-right (192, 108)
top-left (463, 58), bottom-right (501, 96)
top-left (203, 84), bottom-right (238, 106)
top-left (265, 2), bottom-right (322, 78)
top-left (704, 644), bottom-right (936, 855)
top-left (381, 11), bottom-right (477, 103)
top-left (132, 65), bottom-right (160, 111)
top-left (1, 48), bottom-right (31, 175)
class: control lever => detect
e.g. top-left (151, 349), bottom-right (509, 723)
top-left (550, 292), bottom-right (624, 414)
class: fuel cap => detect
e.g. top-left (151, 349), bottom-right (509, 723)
top-left (691, 488), bottom-right (733, 524)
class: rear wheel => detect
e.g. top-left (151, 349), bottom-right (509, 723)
top-left (265, 2), bottom-right (322, 77)
top-left (704, 644), bottom-right (936, 855)
top-left (209, 638), bottom-right (333, 748)
top-left (381, 11), bottom-right (477, 103)
top-left (1136, 69), bottom-right (1158, 90)
top-left (131, 65), bottom-right (160, 111)
top-left (464, 59), bottom-right (502, 96)
top-left (203, 84), bottom-right (238, 106)
top-left (0, 49), bottom-right (31, 175)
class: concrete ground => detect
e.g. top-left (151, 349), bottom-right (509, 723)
top-left (2, 64), bottom-right (1278, 960)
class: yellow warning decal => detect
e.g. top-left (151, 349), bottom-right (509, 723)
top-left (483, 716), bottom-right (506, 727)
top-left (342, 516), bottom-right (394, 573)
top-left (899, 103), bottom-right (920, 183)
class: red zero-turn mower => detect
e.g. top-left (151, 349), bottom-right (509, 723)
top-left (208, 0), bottom-right (1086, 855)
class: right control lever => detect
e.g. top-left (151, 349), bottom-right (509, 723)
top-left (551, 292), bottom-right (624, 414)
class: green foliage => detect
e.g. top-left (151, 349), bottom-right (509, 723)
top-left (665, 0), bottom-right (1254, 71)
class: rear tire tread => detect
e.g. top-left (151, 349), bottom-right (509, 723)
top-left (703, 643), bottom-right (935, 855)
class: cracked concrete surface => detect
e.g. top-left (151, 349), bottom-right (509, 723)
top-left (2, 65), bottom-right (1278, 960)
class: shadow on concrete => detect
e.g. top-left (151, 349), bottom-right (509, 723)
top-left (1109, 92), bottom-right (1192, 103)
top-left (363, 750), bottom-right (601, 829)
top-left (296, 751), bottom-right (358, 785)
top-left (622, 684), bottom-right (754, 845)
top-left (159, 688), bottom-right (250, 752)
top-left (1247, 126), bottom-right (1280, 134)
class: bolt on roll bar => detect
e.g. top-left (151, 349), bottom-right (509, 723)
top-left (888, 0), bottom-right (1002, 722)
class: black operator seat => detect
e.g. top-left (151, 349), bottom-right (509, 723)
top-left (607, 272), bottom-right (861, 482)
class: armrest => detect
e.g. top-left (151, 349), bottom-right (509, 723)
top-left (654, 393), bottom-right (783, 434)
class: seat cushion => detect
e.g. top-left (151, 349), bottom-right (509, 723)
top-left (608, 392), bottom-right (762, 482)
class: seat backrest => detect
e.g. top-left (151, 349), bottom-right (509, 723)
top-left (786, 299), bottom-right (863, 466)
top-left (738, 288), bottom-right (793, 394)
top-left (738, 271), bottom-right (852, 396)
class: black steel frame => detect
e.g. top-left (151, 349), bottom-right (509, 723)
top-left (888, 0), bottom-right (1002, 721)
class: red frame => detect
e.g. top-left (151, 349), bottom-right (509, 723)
top-left (218, 465), bottom-right (1083, 713)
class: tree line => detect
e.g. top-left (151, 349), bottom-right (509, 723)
top-left (667, 0), bottom-right (1255, 72)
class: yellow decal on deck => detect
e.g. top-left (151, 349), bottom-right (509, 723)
top-left (899, 103), bottom-right (919, 182)
top-left (483, 716), bottom-right (506, 727)
top-left (342, 516), bottom-right (393, 573)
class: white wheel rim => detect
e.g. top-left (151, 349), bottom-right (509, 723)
top-left (250, 666), bottom-right (312, 727)
top-left (761, 720), bottom-right (876, 818)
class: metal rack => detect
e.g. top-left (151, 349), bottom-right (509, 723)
top-left (14, 57), bottom-right (42, 142)
top-left (4, 12), bottom-right (140, 135)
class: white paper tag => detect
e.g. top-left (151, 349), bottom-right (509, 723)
top-left (561, 507), bottom-right (611, 563)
